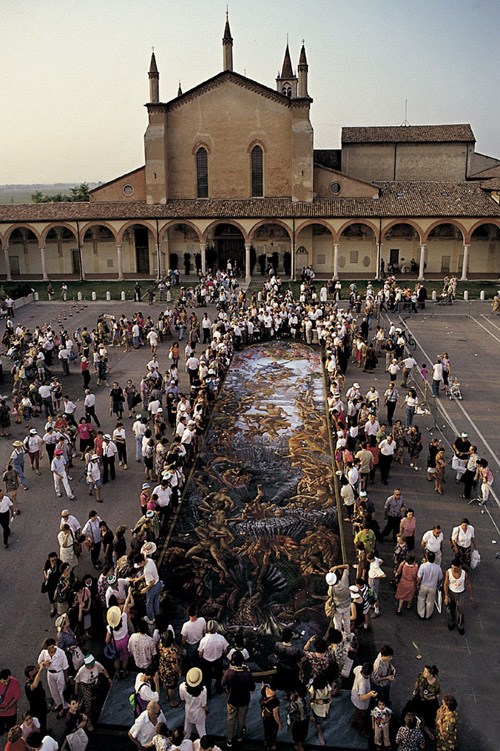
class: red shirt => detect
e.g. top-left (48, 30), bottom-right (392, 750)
top-left (0, 676), bottom-right (21, 717)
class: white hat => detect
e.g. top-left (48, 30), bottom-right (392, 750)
top-left (325, 572), bottom-right (337, 586)
top-left (142, 482), bottom-right (150, 490)
top-left (353, 383), bottom-right (360, 389)
top-left (103, 434), bottom-right (111, 440)
top-left (141, 541), bottom-right (157, 556)
top-left (349, 585), bottom-right (362, 599)
top-left (30, 428), bottom-right (38, 434)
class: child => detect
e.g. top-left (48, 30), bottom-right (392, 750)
top-left (420, 363), bottom-right (428, 381)
top-left (371, 697), bottom-right (392, 750)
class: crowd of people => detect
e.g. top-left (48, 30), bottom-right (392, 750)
top-left (0, 271), bottom-right (489, 751)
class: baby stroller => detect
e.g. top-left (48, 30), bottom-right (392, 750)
top-left (448, 377), bottom-right (463, 400)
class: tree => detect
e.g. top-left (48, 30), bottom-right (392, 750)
top-left (31, 182), bottom-right (90, 203)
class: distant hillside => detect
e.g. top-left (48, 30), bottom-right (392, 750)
top-left (0, 183), bottom-right (100, 205)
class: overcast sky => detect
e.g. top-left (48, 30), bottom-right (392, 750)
top-left (2, 0), bottom-right (499, 184)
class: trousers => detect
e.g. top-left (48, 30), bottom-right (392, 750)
top-left (47, 670), bottom-right (67, 709)
top-left (417, 584), bottom-right (438, 619)
top-left (227, 703), bottom-right (249, 742)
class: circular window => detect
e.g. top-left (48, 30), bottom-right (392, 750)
top-left (329, 182), bottom-right (342, 195)
top-left (362, 255), bottom-right (371, 267)
top-left (122, 184), bottom-right (134, 197)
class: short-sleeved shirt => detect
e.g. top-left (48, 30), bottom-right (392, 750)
top-left (198, 632), bottom-right (229, 662)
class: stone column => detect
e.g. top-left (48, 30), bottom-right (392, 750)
top-left (375, 242), bottom-right (382, 280)
top-left (333, 243), bottom-right (339, 279)
top-left (199, 242), bottom-right (206, 276)
top-left (461, 244), bottom-right (470, 281)
top-left (3, 243), bottom-right (11, 281)
top-left (245, 243), bottom-right (251, 283)
top-left (79, 244), bottom-right (86, 280)
top-left (40, 245), bottom-right (48, 280)
top-left (116, 244), bottom-right (124, 281)
top-left (418, 243), bottom-right (427, 280)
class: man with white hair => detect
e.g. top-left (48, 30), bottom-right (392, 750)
top-left (325, 564), bottom-right (352, 639)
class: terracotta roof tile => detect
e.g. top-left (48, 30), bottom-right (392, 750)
top-left (1, 182), bottom-right (499, 227)
top-left (342, 124), bottom-right (475, 144)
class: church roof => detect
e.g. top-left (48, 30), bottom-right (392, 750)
top-left (1, 182), bottom-right (499, 224)
top-left (342, 124), bottom-right (475, 144)
top-left (161, 70), bottom-right (291, 110)
top-left (279, 44), bottom-right (295, 79)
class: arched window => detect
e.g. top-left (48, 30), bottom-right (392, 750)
top-left (282, 83), bottom-right (292, 98)
top-left (196, 147), bottom-right (208, 198)
top-left (251, 145), bottom-right (263, 197)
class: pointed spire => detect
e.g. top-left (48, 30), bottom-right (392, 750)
top-left (148, 48), bottom-right (159, 103)
top-left (222, 9), bottom-right (233, 71)
top-left (280, 44), bottom-right (294, 79)
top-left (177, 81), bottom-right (183, 97)
top-left (299, 42), bottom-right (307, 66)
top-left (149, 50), bottom-right (158, 75)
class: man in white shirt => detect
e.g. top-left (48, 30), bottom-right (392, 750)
top-left (132, 416), bottom-right (147, 462)
top-left (198, 620), bottom-right (229, 699)
top-left (421, 525), bottom-right (444, 566)
top-left (146, 329), bottom-right (158, 355)
top-left (378, 435), bottom-right (396, 485)
top-left (401, 355), bottom-right (417, 388)
top-left (63, 396), bottom-right (77, 426)
top-left (431, 357), bottom-right (443, 397)
top-left (50, 449), bottom-right (75, 500)
top-left (37, 640), bottom-right (69, 712)
top-left (25, 732), bottom-right (59, 751)
top-left (134, 553), bottom-right (161, 624)
top-left (450, 518), bottom-right (477, 568)
top-left (128, 701), bottom-right (166, 750)
top-left (417, 551), bottom-right (443, 619)
top-left (84, 389), bottom-right (100, 427)
top-left (60, 509), bottom-right (81, 537)
top-left (102, 435), bottom-right (118, 483)
top-left (181, 605), bottom-right (207, 667)
top-left (82, 510), bottom-right (102, 569)
top-left (38, 383), bottom-right (54, 417)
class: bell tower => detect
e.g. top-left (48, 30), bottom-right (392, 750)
top-left (276, 43), bottom-right (297, 98)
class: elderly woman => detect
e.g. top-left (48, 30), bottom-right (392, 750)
top-left (55, 614), bottom-right (82, 675)
top-left (436, 693), bottom-right (458, 751)
top-left (57, 524), bottom-right (78, 570)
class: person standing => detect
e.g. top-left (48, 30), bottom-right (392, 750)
top-left (198, 620), bottom-right (229, 699)
top-left (74, 655), bottom-right (112, 730)
top-left (51, 449), bottom-right (75, 500)
top-left (382, 489), bottom-right (403, 542)
top-left (179, 669), bottom-right (208, 740)
top-left (102, 435), bottom-right (118, 484)
top-left (222, 651), bottom-right (256, 749)
top-left (24, 429), bottom-right (44, 475)
top-left (421, 525), bottom-right (444, 567)
top-left (435, 693), bottom-right (458, 751)
top-left (80, 357), bottom-right (91, 390)
top-left (450, 518), bottom-right (477, 568)
top-left (82, 511), bottom-right (102, 570)
top-left (378, 435), bottom-right (395, 485)
top-left (325, 564), bottom-right (352, 639)
top-left (37, 639), bottom-right (69, 716)
top-left (350, 662), bottom-right (377, 737)
top-left (383, 382), bottom-right (399, 427)
top-left (128, 700), bottom-right (167, 751)
top-left (86, 455), bottom-right (103, 503)
top-left (451, 432), bottom-right (471, 481)
top-left (0, 493), bottom-right (14, 549)
top-left (443, 559), bottom-right (474, 635)
top-left (133, 552), bottom-right (161, 624)
top-left (181, 605), bottom-right (207, 668)
top-left (417, 552), bottom-right (443, 619)
top-left (132, 416), bottom-right (147, 463)
top-left (112, 422), bottom-right (128, 470)
top-left (395, 553), bottom-right (419, 614)
top-left (431, 357), bottom-right (443, 397)
top-left (24, 666), bottom-right (48, 736)
top-left (0, 669), bottom-right (21, 736)
top-left (10, 442), bottom-right (28, 490)
top-left (260, 678), bottom-right (282, 751)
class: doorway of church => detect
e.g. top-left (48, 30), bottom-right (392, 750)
top-left (212, 223), bottom-right (245, 276)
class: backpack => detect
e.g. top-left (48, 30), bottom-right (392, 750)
top-left (129, 682), bottom-right (150, 717)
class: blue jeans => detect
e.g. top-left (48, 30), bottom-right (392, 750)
top-left (146, 580), bottom-right (162, 620)
top-left (136, 436), bottom-right (143, 462)
top-left (405, 406), bottom-right (415, 428)
top-left (432, 379), bottom-right (441, 396)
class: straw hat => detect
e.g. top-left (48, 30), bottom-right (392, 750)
top-left (325, 572), bottom-right (337, 586)
top-left (141, 541), bottom-right (157, 556)
top-left (186, 667), bottom-right (203, 688)
top-left (106, 606), bottom-right (122, 628)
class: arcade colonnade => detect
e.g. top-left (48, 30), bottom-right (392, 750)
top-left (1, 215), bottom-right (500, 281)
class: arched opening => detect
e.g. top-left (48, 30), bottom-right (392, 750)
top-left (196, 147), bottom-right (208, 198)
top-left (382, 223), bottom-right (421, 275)
top-left (251, 145), bottom-right (264, 197)
top-left (251, 223), bottom-right (291, 276)
top-left (44, 227), bottom-right (79, 278)
top-left (162, 223), bottom-right (201, 276)
top-left (81, 225), bottom-right (117, 278)
top-left (6, 227), bottom-right (39, 277)
top-left (337, 222), bottom-right (377, 276)
top-left (295, 222), bottom-right (335, 277)
top-left (469, 223), bottom-right (500, 276)
top-left (207, 223), bottom-right (245, 275)
top-left (426, 223), bottom-right (464, 275)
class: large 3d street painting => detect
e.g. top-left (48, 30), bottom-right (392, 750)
top-left (162, 341), bottom-right (340, 669)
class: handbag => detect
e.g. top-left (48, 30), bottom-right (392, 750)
top-left (73, 539), bottom-right (83, 557)
top-left (41, 581), bottom-right (48, 594)
top-left (470, 549), bottom-right (481, 569)
top-left (66, 727), bottom-right (88, 751)
top-left (71, 646), bottom-right (85, 671)
top-left (104, 634), bottom-right (118, 660)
